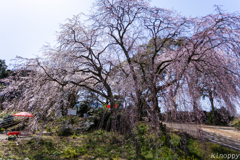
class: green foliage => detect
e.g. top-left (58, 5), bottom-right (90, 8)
top-left (87, 106), bottom-right (115, 131)
top-left (0, 59), bottom-right (10, 79)
top-left (0, 128), bottom-right (5, 131)
top-left (78, 146), bottom-right (87, 155)
top-left (136, 122), bottom-right (147, 135)
top-left (210, 143), bottom-right (240, 154)
top-left (70, 116), bottom-right (78, 124)
top-left (187, 139), bottom-right (203, 159)
top-left (55, 116), bottom-right (68, 123)
top-left (52, 125), bottom-right (59, 132)
top-left (0, 129), bottom-right (239, 160)
top-left (72, 134), bottom-right (77, 139)
top-left (132, 122), bottom-right (178, 159)
top-left (45, 125), bottom-right (52, 132)
top-left (77, 101), bottom-right (90, 117)
top-left (33, 152), bottom-right (50, 160)
top-left (52, 150), bottom-right (62, 156)
top-left (7, 135), bottom-right (16, 141)
top-left (233, 118), bottom-right (240, 130)
top-left (205, 107), bottom-right (234, 125)
top-left (94, 129), bottom-right (104, 135)
top-left (0, 115), bottom-right (239, 160)
top-left (27, 139), bottom-right (35, 145)
top-left (57, 129), bottom-right (72, 136)
top-left (170, 133), bottom-right (181, 146)
top-left (101, 102), bottom-right (108, 109)
top-left (63, 148), bottom-right (78, 158)
top-left (40, 139), bottom-right (53, 147)
top-left (0, 60), bottom-right (7, 74)
top-left (159, 146), bottom-right (179, 159)
top-left (0, 84), bottom-right (5, 91)
top-left (3, 114), bottom-right (14, 119)
top-left (57, 119), bottom-right (73, 136)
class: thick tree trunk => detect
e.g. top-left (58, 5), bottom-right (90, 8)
top-left (151, 72), bottom-right (160, 124)
top-left (138, 100), bottom-right (143, 121)
top-left (209, 91), bottom-right (215, 125)
top-left (0, 97), bottom-right (2, 110)
top-left (153, 95), bottom-right (160, 124)
top-left (172, 100), bottom-right (178, 121)
top-left (193, 100), bottom-right (198, 123)
top-left (0, 95), bottom-right (4, 110)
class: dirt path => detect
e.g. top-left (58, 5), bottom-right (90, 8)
top-left (201, 125), bottom-right (240, 141)
top-left (162, 122), bottom-right (203, 137)
top-left (0, 134), bottom-right (7, 140)
top-left (163, 122), bottom-right (240, 151)
top-left (162, 122), bottom-right (240, 140)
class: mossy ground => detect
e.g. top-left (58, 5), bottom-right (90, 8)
top-left (0, 115), bottom-right (239, 159)
top-left (0, 129), bottom-right (239, 159)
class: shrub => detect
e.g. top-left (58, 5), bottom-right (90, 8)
top-left (8, 135), bottom-right (16, 141)
top-left (27, 139), bottom-right (35, 145)
top-left (206, 107), bottom-right (234, 125)
top-left (52, 125), bottom-right (59, 132)
top-left (78, 146), bottom-right (87, 154)
top-left (136, 122), bottom-right (147, 135)
top-left (77, 101), bottom-right (91, 117)
top-left (94, 129), bottom-right (104, 135)
top-left (52, 151), bottom-right (62, 156)
top-left (63, 148), bottom-right (78, 158)
top-left (57, 120), bottom-right (73, 136)
top-left (70, 116), bottom-right (78, 124)
top-left (57, 128), bottom-right (72, 136)
top-left (72, 134), bottom-right (77, 139)
top-left (3, 114), bottom-right (14, 119)
top-left (33, 152), bottom-right (47, 160)
top-left (233, 118), bottom-right (240, 130)
top-left (170, 133), bottom-right (181, 146)
top-left (45, 125), bottom-right (52, 132)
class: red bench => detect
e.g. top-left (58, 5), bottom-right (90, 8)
top-left (7, 131), bottom-right (20, 136)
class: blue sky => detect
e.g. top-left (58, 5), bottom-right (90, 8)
top-left (0, 0), bottom-right (239, 68)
